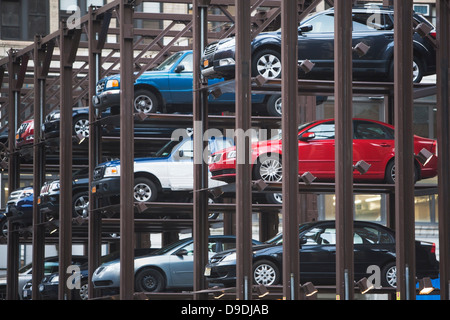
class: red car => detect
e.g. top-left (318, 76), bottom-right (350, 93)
top-left (15, 119), bottom-right (34, 148)
top-left (209, 118), bottom-right (438, 184)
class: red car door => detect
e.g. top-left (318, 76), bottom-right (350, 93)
top-left (352, 119), bottom-right (395, 181)
top-left (298, 120), bottom-right (336, 180)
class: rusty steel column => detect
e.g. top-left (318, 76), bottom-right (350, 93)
top-left (394, 0), bottom-right (416, 300)
top-left (119, 0), bottom-right (135, 300)
top-left (192, 0), bottom-right (210, 300)
top-left (6, 49), bottom-right (21, 300)
top-left (32, 36), bottom-right (49, 300)
top-left (59, 22), bottom-right (81, 300)
top-left (281, 0), bottom-right (300, 301)
top-left (436, 0), bottom-right (450, 301)
top-left (88, 6), bottom-right (106, 300)
top-left (334, 0), bottom-right (354, 301)
top-left (235, 0), bottom-right (253, 300)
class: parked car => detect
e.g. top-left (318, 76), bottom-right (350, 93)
top-left (92, 235), bottom-right (263, 294)
top-left (209, 118), bottom-right (438, 186)
top-left (204, 220), bottom-right (439, 288)
top-left (201, 6), bottom-right (436, 83)
top-left (91, 135), bottom-right (232, 206)
top-left (5, 187), bottom-right (34, 230)
top-left (43, 106), bottom-right (179, 141)
top-left (39, 168), bottom-right (90, 220)
top-left (92, 50), bottom-right (283, 116)
top-left (0, 255), bottom-right (87, 300)
top-left (15, 119), bottom-right (34, 148)
top-left (31, 248), bottom-right (156, 300)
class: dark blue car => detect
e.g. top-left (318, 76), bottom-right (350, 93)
top-left (201, 6), bottom-right (436, 83)
top-left (5, 187), bottom-right (34, 230)
top-left (92, 50), bottom-right (283, 116)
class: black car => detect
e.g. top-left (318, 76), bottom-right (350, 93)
top-left (201, 6), bottom-right (436, 83)
top-left (4, 187), bottom-right (34, 232)
top-left (43, 106), bottom-right (180, 141)
top-left (39, 168), bottom-right (90, 220)
top-left (204, 220), bottom-right (439, 288)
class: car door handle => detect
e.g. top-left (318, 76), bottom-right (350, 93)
top-left (378, 143), bottom-right (391, 147)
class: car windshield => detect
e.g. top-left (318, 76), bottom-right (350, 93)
top-left (152, 52), bottom-right (185, 71)
top-left (270, 121), bottom-right (316, 140)
top-left (151, 238), bottom-right (192, 255)
top-left (265, 223), bottom-right (313, 245)
top-left (154, 140), bottom-right (181, 158)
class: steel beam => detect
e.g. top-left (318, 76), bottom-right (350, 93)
top-left (119, 0), bottom-right (135, 300)
top-left (192, 0), bottom-right (210, 300)
top-left (394, 0), bottom-right (416, 301)
top-left (436, 0), bottom-right (450, 301)
top-left (235, 0), bottom-right (253, 300)
top-left (281, 0), bottom-right (300, 301)
top-left (58, 22), bottom-right (81, 300)
top-left (31, 36), bottom-right (48, 300)
top-left (334, 0), bottom-right (354, 301)
top-left (88, 5), bottom-right (105, 300)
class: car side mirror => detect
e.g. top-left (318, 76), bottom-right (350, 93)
top-left (176, 249), bottom-right (188, 256)
top-left (299, 25), bottom-right (313, 34)
top-left (299, 132), bottom-right (315, 141)
top-left (175, 65), bottom-right (185, 73)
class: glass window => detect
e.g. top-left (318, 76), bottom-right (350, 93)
top-left (354, 121), bottom-right (394, 139)
top-left (302, 227), bottom-right (336, 245)
top-left (352, 13), bottom-right (388, 32)
top-left (306, 14), bottom-right (334, 33)
top-left (306, 122), bottom-right (335, 140)
top-left (1, 1), bottom-right (21, 40)
top-left (354, 226), bottom-right (393, 244)
top-left (178, 54), bottom-right (193, 72)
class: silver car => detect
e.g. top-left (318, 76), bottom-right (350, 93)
top-left (92, 235), bottom-right (262, 293)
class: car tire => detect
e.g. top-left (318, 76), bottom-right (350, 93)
top-left (134, 89), bottom-right (159, 113)
top-left (254, 154), bottom-right (283, 182)
top-left (265, 192), bottom-right (282, 204)
top-left (253, 260), bottom-right (281, 286)
top-left (135, 268), bottom-right (166, 292)
top-left (73, 115), bottom-right (90, 138)
top-left (381, 261), bottom-right (397, 288)
top-left (266, 95), bottom-right (282, 117)
top-left (388, 56), bottom-right (424, 84)
top-left (0, 219), bottom-right (8, 237)
top-left (74, 280), bottom-right (89, 300)
top-left (133, 177), bottom-right (158, 202)
top-left (252, 49), bottom-right (282, 80)
top-left (385, 160), bottom-right (419, 184)
top-left (72, 191), bottom-right (89, 218)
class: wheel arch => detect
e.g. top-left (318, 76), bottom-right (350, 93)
top-left (134, 83), bottom-right (165, 108)
top-left (134, 171), bottom-right (163, 192)
top-left (135, 265), bottom-right (168, 288)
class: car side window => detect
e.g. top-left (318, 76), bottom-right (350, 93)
top-left (179, 54), bottom-right (193, 72)
top-left (352, 12), bottom-right (388, 32)
top-left (306, 123), bottom-right (335, 140)
top-left (354, 226), bottom-right (394, 244)
top-left (305, 14), bottom-right (335, 33)
top-left (302, 227), bottom-right (336, 245)
top-left (177, 140), bottom-right (194, 158)
top-left (354, 121), bottom-right (394, 140)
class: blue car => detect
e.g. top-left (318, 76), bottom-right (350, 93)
top-left (92, 50), bottom-right (283, 116)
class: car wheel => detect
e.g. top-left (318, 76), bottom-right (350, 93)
top-left (254, 154), bottom-right (283, 182)
top-left (252, 49), bottom-right (282, 80)
top-left (74, 280), bottom-right (89, 300)
top-left (385, 160), bottom-right (419, 184)
top-left (389, 56), bottom-right (424, 84)
top-left (72, 191), bottom-right (89, 218)
top-left (135, 268), bottom-right (165, 292)
top-left (381, 262), bottom-right (397, 288)
top-left (134, 89), bottom-right (159, 113)
top-left (266, 95), bottom-right (282, 117)
top-left (133, 177), bottom-right (157, 202)
top-left (73, 115), bottom-right (90, 138)
top-left (0, 219), bottom-right (8, 237)
top-left (265, 192), bottom-right (282, 204)
top-left (253, 260), bottom-right (280, 286)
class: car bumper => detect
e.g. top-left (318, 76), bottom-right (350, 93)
top-left (204, 263), bottom-right (237, 286)
top-left (42, 120), bottom-right (60, 139)
top-left (38, 282), bottom-right (58, 300)
top-left (92, 176), bottom-right (121, 198)
top-left (92, 89), bottom-right (120, 110)
top-left (39, 195), bottom-right (60, 218)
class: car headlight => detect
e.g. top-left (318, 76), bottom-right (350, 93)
top-left (49, 181), bottom-right (60, 192)
top-left (105, 79), bottom-right (119, 89)
top-left (221, 252), bottom-right (236, 262)
top-left (104, 166), bottom-right (120, 177)
top-left (50, 275), bottom-right (59, 283)
top-left (227, 150), bottom-right (236, 159)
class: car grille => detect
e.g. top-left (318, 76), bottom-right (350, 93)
top-left (16, 122), bottom-right (29, 136)
top-left (203, 43), bottom-right (218, 56)
top-left (93, 166), bottom-right (105, 180)
top-left (96, 80), bottom-right (106, 94)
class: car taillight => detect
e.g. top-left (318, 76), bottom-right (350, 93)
top-left (433, 140), bottom-right (438, 157)
top-left (430, 31), bottom-right (437, 39)
top-left (431, 243), bottom-right (436, 254)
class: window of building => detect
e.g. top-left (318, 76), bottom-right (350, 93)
top-left (0, 0), bottom-right (49, 41)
